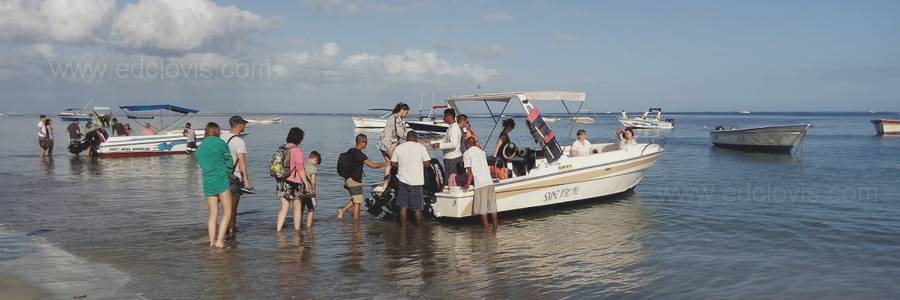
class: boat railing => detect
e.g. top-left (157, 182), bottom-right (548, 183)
top-left (641, 137), bottom-right (667, 155)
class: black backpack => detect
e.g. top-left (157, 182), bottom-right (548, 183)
top-left (336, 148), bottom-right (354, 179)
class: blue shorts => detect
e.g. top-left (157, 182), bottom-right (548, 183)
top-left (396, 182), bottom-right (424, 210)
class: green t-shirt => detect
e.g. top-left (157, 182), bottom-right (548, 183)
top-left (195, 136), bottom-right (233, 197)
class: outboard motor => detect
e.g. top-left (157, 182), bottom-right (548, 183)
top-left (365, 158), bottom-right (446, 220)
top-left (68, 128), bottom-right (107, 156)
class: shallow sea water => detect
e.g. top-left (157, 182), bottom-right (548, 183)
top-left (1, 112), bottom-right (899, 299)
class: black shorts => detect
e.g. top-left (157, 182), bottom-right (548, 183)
top-left (396, 182), bottom-right (424, 210)
top-left (444, 157), bottom-right (463, 176)
top-left (301, 197), bottom-right (317, 211)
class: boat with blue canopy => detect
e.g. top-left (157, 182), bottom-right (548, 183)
top-left (94, 104), bottom-right (203, 158)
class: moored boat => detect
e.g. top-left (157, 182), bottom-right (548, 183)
top-left (406, 104), bottom-right (450, 134)
top-left (871, 119), bottom-right (900, 136)
top-left (618, 107), bottom-right (674, 129)
top-left (246, 117), bottom-right (282, 124)
top-left (569, 116), bottom-right (595, 124)
top-left (710, 124), bottom-right (810, 153)
top-left (366, 91), bottom-right (665, 219)
top-left (352, 109), bottom-right (392, 128)
top-left (542, 116), bottom-right (561, 124)
top-left (97, 105), bottom-right (201, 158)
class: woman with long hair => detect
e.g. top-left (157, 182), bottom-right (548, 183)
top-left (376, 102), bottom-right (411, 191)
top-left (194, 122), bottom-right (234, 248)
top-left (275, 127), bottom-right (311, 232)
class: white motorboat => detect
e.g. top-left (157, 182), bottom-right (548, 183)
top-left (246, 117), bottom-right (282, 124)
top-left (3, 112), bottom-right (23, 116)
top-left (871, 119), bottom-right (900, 136)
top-left (542, 116), bottom-right (561, 124)
top-left (569, 116), bottom-right (595, 124)
top-left (407, 104), bottom-right (450, 134)
top-left (58, 108), bottom-right (92, 121)
top-left (618, 108), bottom-right (674, 129)
top-left (738, 110), bottom-right (752, 114)
top-left (428, 91), bottom-right (664, 219)
top-left (97, 104), bottom-right (201, 158)
top-left (710, 124), bottom-right (810, 153)
top-left (352, 109), bottom-right (392, 128)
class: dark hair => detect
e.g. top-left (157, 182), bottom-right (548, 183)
top-left (309, 151), bottom-right (321, 165)
top-left (205, 122), bottom-right (221, 137)
top-left (286, 127), bottom-right (304, 144)
top-left (443, 108), bottom-right (456, 118)
top-left (576, 129), bottom-right (586, 136)
top-left (39, 114), bottom-right (46, 119)
top-left (392, 102), bottom-right (410, 114)
top-left (185, 122), bottom-right (191, 127)
top-left (112, 118), bottom-right (118, 122)
top-left (502, 118), bottom-right (515, 130)
top-left (457, 114), bottom-right (468, 122)
top-left (356, 133), bottom-right (368, 144)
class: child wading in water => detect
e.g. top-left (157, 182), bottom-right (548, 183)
top-left (301, 151), bottom-right (321, 228)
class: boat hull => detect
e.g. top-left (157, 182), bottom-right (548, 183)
top-left (618, 118), bottom-right (673, 129)
top-left (710, 124), bottom-right (809, 153)
top-left (97, 130), bottom-right (204, 158)
top-left (432, 147), bottom-right (662, 218)
top-left (407, 121), bottom-right (448, 134)
top-left (352, 116), bottom-right (387, 128)
top-left (570, 117), bottom-right (595, 124)
top-left (871, 119), bottom-right (900, 135)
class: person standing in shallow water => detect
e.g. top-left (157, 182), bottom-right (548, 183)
top-left (377, 102), bottom-right (412, 192)
top-left (194, 122), bottom-right (234, 248)
top-left (220, 116), bottom-right (253, 239)
top-left (463, 136), bottom-right (498, 228)
top-left (275, 127), bottom-right (312, 232)
top-left (391, 131), bottom-right (431, 227)
top-left (337, 134), bottom-right (387, 220)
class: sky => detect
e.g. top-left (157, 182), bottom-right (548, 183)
top-left (0, 0), bottom-right (898, 113)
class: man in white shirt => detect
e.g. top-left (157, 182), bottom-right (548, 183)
top-left (391, 131), bottom-right (432, 227)
top-left (431, 108), bottom-right (462, 182)
top-left (570, 129), bottom-right (594, 157)
top-left (220, 115), bottom-right (253, 239)
top-left (462, 137), bottom-right (498, 228)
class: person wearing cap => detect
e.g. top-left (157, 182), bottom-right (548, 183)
top-left (220, 115), bottom-right (253, 239)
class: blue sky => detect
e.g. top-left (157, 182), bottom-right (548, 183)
top-left (1, 0), bottom-right (898, 113)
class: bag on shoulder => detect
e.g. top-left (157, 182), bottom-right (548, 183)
top-left (336, 148), bottom-right (354, 179)
top-left (269, 145), bottom-right (292, 179)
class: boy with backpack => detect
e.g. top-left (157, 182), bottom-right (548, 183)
top-left (337, 134), bottom-right (387, 220)
top-left (272, 127), bottom-right (311, 232)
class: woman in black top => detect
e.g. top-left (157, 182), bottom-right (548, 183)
top-left (493, 118), bottom-right (515, 158)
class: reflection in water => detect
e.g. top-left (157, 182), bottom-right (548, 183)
top-left (709, 146), bottom-right (802, 164)
top-left (39, 157), bottom-right (54, 176)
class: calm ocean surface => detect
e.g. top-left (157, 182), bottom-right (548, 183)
top-left (1, 112), bottom-right (899, 299)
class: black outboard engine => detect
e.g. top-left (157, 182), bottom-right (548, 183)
top-left (366, 158), bottom-right (445, 220)
top-left (68, 128), bottom-right (108, 156)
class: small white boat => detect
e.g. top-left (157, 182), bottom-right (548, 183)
top-left (58, 108), bottom-right (92, 121)
top-left (738, 110), bottom-right (752, 114)
top-left (569, 116), bottom-right (595, 124)
top-left (618, 108), bottom-right (674, 129)
top-left (430, 91), bottom-right (663, 219)
top-left (3, 112), bottom-right (23, 116)
top-left (407, 104), bottom-right (450, 134)
top-left (869, 110), bottom-right (877, 114)
top-left (246, 117), bottom-right (282, 124)
top-left (352, 109), bottom-right (392, 128)
top-left (541, 116), bottom-right (560, 124)
top-left (871, 119), bottom-right (900, 136)
top-left (710, 124), bottom-right (810, 153)
top-left (97, 104), bottom-right (201, 158)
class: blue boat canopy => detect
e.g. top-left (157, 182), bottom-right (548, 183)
top-left (119, 105), bottom-right (199, 114)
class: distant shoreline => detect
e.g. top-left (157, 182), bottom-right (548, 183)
top-left (5, 111), bottom-right (899, 117)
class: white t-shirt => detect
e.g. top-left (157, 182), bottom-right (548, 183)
top-left (220, 132), bottom-right (247, 178)
top-left (391, 142), bottom-right (431, 186)
top-left (571, 139), bottom-right (592, 156)
top-left (37, 120), bottom-right (48, 138)
top-left (463, 146), bottom-right (493, 188)
top-left (438, 124), bottom-right (463, 159)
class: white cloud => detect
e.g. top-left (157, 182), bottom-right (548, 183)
top-left (552, 33), bottom-right (578, 42)
top-left (305, 0), bottom-right (381, 16)
top-left (111, 0), bottom-right (278, 55)
top-left (465, 45), bottom-right (506, 58)
top-left (481, 12), bottom-right (513, 23)
top-left (273, 42), bottom-right (498, 83)
top-left (0, 0), bottom-right (115, 44)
